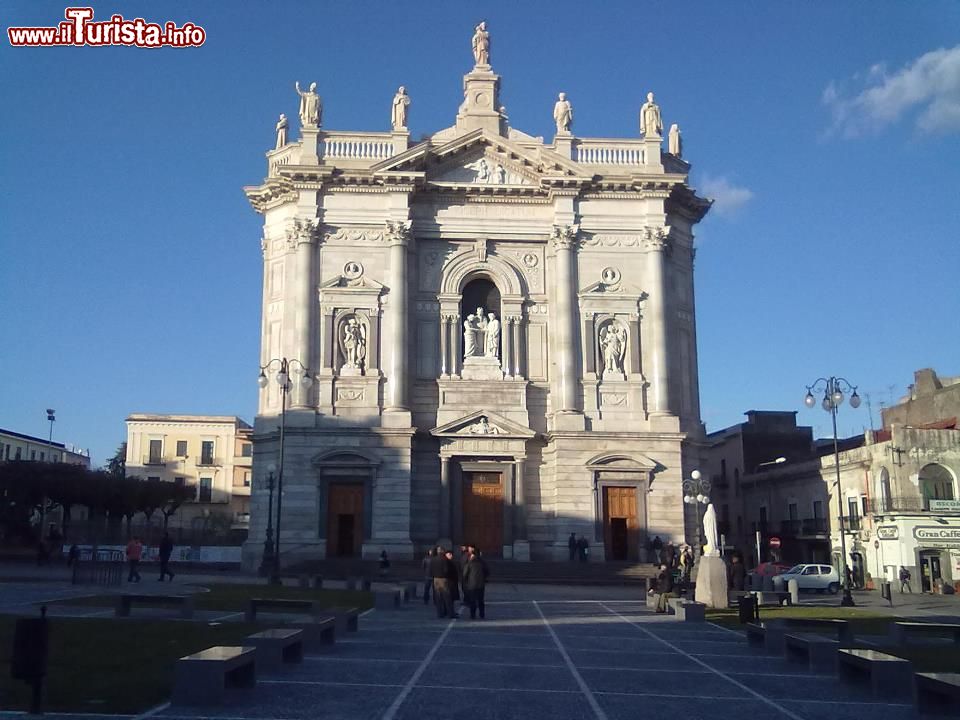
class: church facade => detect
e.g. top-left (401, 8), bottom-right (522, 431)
top-left (242, 28), bottom-right (711, 568)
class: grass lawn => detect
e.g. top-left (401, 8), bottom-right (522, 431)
top-left (55, 582), bottom-right (373, 612)
top-left (707, 606), bottom-right (960, 672)
top-left (0, 616), bottom-right (263, 713)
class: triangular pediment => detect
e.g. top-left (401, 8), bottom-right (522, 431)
top-left (319, 273), bottom-right (385, 291)
top-left (430, 408), bottom-right (535, 438)
top-left (579, 277), bottom-right (646, 298)
top-left (371, 128), bottom-right (587, 187)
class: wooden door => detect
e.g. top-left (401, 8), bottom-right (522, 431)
top-left (327, 483), bottom-right (364, 557)
top-left (603, 486), bottom-right (639, 561)
top-left (462, 472), bottom-right (503, 557)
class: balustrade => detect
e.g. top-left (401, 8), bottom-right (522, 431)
top-left (573, 139), bottom-right (647, 166)
top-left (321, 133), bottom-right (397, 161)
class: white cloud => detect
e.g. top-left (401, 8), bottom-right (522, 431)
top-left (823, 45), bottom-right (960, 137)
top-left (699, 174), bottom-right (754, 216)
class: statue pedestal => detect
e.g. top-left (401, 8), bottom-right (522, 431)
top-left (461, 356), bottom-right (503, 381)
top-left (554, 133), bottom-right (573, 159)
top-left (300, 126), bottom-right (320, 165)
top-left (694, 554), bottom-right (729, 609)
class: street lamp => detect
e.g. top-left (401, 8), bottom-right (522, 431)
top-left (683, 469), bottom-right (712, 555)
top-left (804, 376), bottom-right (861, 608)
top-left (258, 464), bottom-right (277, 577)
top-left (258, 357), bottom-right (312, 585)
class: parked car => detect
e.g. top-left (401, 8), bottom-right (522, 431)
top-left (773, 564), bottom-right (841, 593)
top-left (753, 562), bottom-right (792, 577)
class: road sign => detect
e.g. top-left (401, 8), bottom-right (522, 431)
top-left (769, 536), bottom-right (781, 549)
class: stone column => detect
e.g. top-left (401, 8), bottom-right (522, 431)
top-left (502, 316), bottom-right (513, 378)
top-left (322, 307), bottom-right (335, 370)
top-left (552, 225), bottom-right (580, 413)
top-left (449, 315), bottom-right (460, 378)
top-left (646, 227), bottom-right (671, 415)
top-left (514, 458), bottom-right (527, 539)
top-left (384, 221), bottom-right (411, 412)
top-left (511, 317), bottom-right (522, 377)
top-left (439, 315), bottom-right (449, 377)
top-left (287, 218), bottom-right (318, 408)
top-left (439, 456), bottom-right (451, 541)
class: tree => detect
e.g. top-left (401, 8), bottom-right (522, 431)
top-left (159, 482), bottom-right (195, 531)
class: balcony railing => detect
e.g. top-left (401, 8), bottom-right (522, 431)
top-left (780, 520), bottom-right (801, 536)
top-left (196, 456), bottom-right (220, 467)
top-left (320, 132), bottom-right (398, 162)
top-left (800, 518), bottom-right (828, 536)
top-left (868, 496), bottom-right (958, 513)
top-left (573, 138), bottom-right (647, 166)
top-left (142, 455), bottom-right (165, 466)
top-left (841, 515), bottom-right (862, 531)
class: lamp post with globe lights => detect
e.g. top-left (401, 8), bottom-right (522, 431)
top-left (258, 358), bottom-right (312, 584)
top-left (804, 376), bottom-right (861, 607)
top-left (258, 464), bottom-right (277, 577)
top-left (683, 470), bottom-right (712, 555)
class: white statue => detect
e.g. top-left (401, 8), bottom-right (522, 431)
top-left (495, 164), bottom-right (506, 184)
top-left (469, 416), bottom-right (500, 434)
top-left (485, 312), bottom-right (501, 358)
top-left (275, 114), bottom-right (288, 149)
top-left (473, 158), bottom-right (490, 183)
top-left (599, 323), bottom-right (626, 377)
top-left (472, 21), bottom-right (490, 66)
top-left (668, 123), bottom-right (682, 157)
top-left (640, 91), bottom-right (662, 138)
top-left (391, 86), bottom-right (410, 131)
top-left (553, 92), bottom-right (573, 134)
top-left (463, 314), bottom-right (479, 357)
top-left (702, 503), bottom-right (720, 557)
top-left (295, 82), bottom-right (322, 127)
top-left (340, 317), bottom-right (366, 372)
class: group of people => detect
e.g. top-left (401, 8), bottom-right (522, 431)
top-left (422, 545), bottom-right (490, 620)
top-left (124, 533), bottom-right (175, 583)
top-left (566, 533), bottom-right (590, 562)
top-left (648, 539), bottom-right (696, 612)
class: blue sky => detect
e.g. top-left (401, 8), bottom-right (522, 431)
top-left (2, 1), bottom-right (959, 465)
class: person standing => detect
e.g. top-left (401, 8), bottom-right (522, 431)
top-left (379, 549), bottom-right (390, 577)
top-left (421, 548), bottom-right (434, 605)
top-left (899, 566), bottom-right (912, 593)
top-left (445, 549), bottom-right (461, 616)
top-left (462, 547), bottom-right (489, 619)
top-left (158, 532), bottom-right (175, 582)
top-left (652, 535), bottom-right (663, 565)
top-left (430, 546), bottom-right (452, 618)
top-left (568, 532), bottom-right (577, 562)
top-left (126, 536), bottom-right (143, 583)
top-left (729, 554), bottom-right (746, 591)
top-left (577, 535), bottom-right (589, 563)
top-left (655, 563), bottom-right (676, 613)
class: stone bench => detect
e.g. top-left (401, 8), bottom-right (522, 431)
top-left (783, 633), bottom-right (839, 673)
top-left (771, 618), bottom-right (853, 647)
top-left (297, 574), bottom-right (323, 589)
top-left (115, 593), bottom-right (194, 619)
top-left (281, 616), bottom-right (336, 650)
top-left (403, 582), bottom-right (418, 601)
top-left (346, 577), bottom-right (371, 591)
top-left (753, 590), bottom-right (792, 606)
top-left (889, 621), bottom-right (960, 646)
top-left (172, 646), bottom-right (256, 706)
top-left (245, 629), bottom-right (304, 670)
top-left (837, 648), bottom-right (913, 700)
top-left (333, 607), bottom-right (361, 634)
top-left (374, 587), bottom-right (403, 611)
top-left (646, 591), bottom-right (659, 609)
top-left (245, 598), bottom-right (323, 623)
top-left (666, 597), bottom-right (705, 622)
top-left (914, 672), bottom-right (960, 716)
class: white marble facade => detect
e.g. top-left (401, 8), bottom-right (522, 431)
top-left (242, 29), bottom-right (711, 568)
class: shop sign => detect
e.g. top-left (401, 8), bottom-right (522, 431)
top-left (876, 526), bottom-right (899, 540)
top-left (913, 526), bottom-right (960, 548)
top-left (929, 499), bottom-right (960, 512)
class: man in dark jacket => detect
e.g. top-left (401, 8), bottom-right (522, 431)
top-left (655, 563), bottom-right (675, 613)
top-left (158, 533), bottom-right (175, 582)
top-left (729, 554), bottom-right (746, 591)
top-left (462, 547), bottom-right (490, 619)
top-left (568, 533), bottom-right (577, 562)
top-left (444, 550), bottom-right (461, 616)
top-left (429, 546), bottom-right (453, 618)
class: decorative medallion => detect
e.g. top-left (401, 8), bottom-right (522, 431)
top-left (343, 261), bottom-right (364, 280)
top-left (601, 267), bottom-right (621, 286)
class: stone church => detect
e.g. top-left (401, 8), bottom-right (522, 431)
top-left (242, 26), bottom-right (711, 568)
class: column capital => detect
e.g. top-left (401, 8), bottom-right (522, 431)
top-left (550, 223), bottom-right (580, 251)
top-left (385, 219), bottom-right (413, 247)
top-left (285, 217), bottom-right (321, 248)
top-left (642, 225), bottom-right (672, 252)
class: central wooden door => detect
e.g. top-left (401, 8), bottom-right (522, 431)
top-left (603, 486), bottom-right (639, 561)
top-left (327, 483), bottom-right (364, 557)
top-left (462, 471), bottom-right (503, 557)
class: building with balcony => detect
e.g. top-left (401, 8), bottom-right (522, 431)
top-left (241, 26), bottom-right (712, 568)
top-left (124, 414), bottom-right (253, 535)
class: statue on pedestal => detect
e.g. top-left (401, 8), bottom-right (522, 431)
top-left (553, 93), bottom-right (573, 134)
top-left (463, 314), bottom-right (479, 357)
top-left (340, 317), bottom-right (366, 374)
top-left (668, 123), bottom-right (682, 157)
top-left (485, 312), bottom-right (501, 358)
top-left (275, 114), bottom-right (288, 149)
top-left (702, 503), bottom-right (720, 557)
top-left (295, 81), bottom-right (322, 127)
top-left (599, 323), bottom-right (626, 378)
top-left (391, 86), bottom-right (410, 131)
top-left (640, 91), bottom-right (662, 138)
top-left (472, 21), bottom-right (490, 66)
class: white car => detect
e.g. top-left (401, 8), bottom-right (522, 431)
top-left (773, 564), bottom-right (841, 594)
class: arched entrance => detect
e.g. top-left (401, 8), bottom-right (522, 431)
top-left (312, 451), bottom-right (377, 558)
top-left (919, 463), bottom-right (956, 510)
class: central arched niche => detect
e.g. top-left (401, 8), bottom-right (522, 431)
top-left (461, 277), bottom-right (501, 328)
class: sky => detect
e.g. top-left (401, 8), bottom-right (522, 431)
top-left (2, 1), bottom-right (959, 466)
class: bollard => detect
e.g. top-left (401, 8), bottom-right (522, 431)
top-left (12, 606), bottom-right (49, 715)
top-left (762, 575), bottom-right (774, 592)
top-left (787, 578), bottom-right (799, 605)
top-left (881, 581), bottom-right (893, 607)
top-left (773, 576), bottom-right (785, 593)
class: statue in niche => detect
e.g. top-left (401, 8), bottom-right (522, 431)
top-left (485, 312), bottom-right (501, 358)
top-left (295, 81), bottom-right (322, 127)
top-left (472, 21), bottom-right (490, 66)
top-left (599, 322), bottom-right (627, 378)
top-left (463, 314), bottom-right (479, 357)
top-left (275, 114), bottom-right (288, 149)
top-left (640, 91), bottom-right (662, 138)
top-left (553, 92), bottom-right (573, 134)
top-left (339, 316), bottom-right (366, 374)
top-left (668, 123), bottom-right (682, 157)
top-left (391, 86), bottom-right (410, 131)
